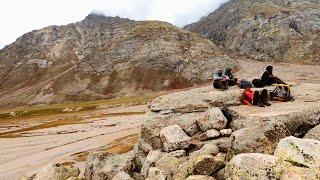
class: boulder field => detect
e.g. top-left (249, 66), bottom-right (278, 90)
top-left (26, 83), bottom-right (320, 179)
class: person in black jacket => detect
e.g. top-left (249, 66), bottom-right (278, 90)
top-left (261, 66), bottom-right (286, 86)
top-left (224, 67), bottom-right (238, 86)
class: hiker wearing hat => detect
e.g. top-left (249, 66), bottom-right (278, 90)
top-left (224, 66), bottom-right (238, 86)
top-left (242, 84), bottom-right (271, 107)
top-left (261, 66), bottom-right (286, 86)
top-left (213, 69), bottom-right (229, 90)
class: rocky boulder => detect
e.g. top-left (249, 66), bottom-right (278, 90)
top-left (274, 136), bottom-right (320, 170)
top-left (224, 153), bottom-right (291, 179)
top-left (29, 163), bottom-right (80, 180)
top-left (197, 108), bottom-right (228, 132)
top-left (159, 125), bottom-right (191, 152)
top-left (304, 124), bottom-right (320, 141)
top-left (84, 151), bottom-right (134, 180)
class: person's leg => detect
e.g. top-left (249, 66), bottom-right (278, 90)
top-left (261, 89), bottom-right (271, 106)
top-left (253, 91), bottom-right (260, 105)
top-left (273, 77), bottom-right (287, 85)
top-left (222, 81), bottom-right (229, 89)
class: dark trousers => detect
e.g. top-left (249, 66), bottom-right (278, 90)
top-left (264, 77), bottom-right (286, 86)
top-left (253, 89), bottom-right (268, 105)
top-left (214, 80), bottom-right (228, 90)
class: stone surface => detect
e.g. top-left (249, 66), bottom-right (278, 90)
top-left (205, 137), bottom-right (233, 153)
top-left (159, 125), bottom-right (190, 152)
top-left (190, 143), bottom-right (219, 157)
top-left (220, 129), bottom-right (232, 136)
top-left (141, 150), bottom-right (163, 177)
top-left (138, 138), bottom-right (153, 154)
top-left (304, 124), bottom-right (320, 141)
top-left (155, 154), bottom-right (182, 179)
top-left (185, 0), bottom-right (320, 65)
top-left (230, 101), bottom-right (320, 155)
top-left (168, 150), bottom-right (186, 158)
top-left (149, 87), bottom-right (242, 113)
top-left (224, 153), bottom-right (291, 179)
top-left (112, 171), bottom-right (134, 180)
top-left (146, 167), bottom-right (166, 180)
top-left (84, 151), bottom-right (134, 180)
top-left (0, 14), bottom-right (235, 108)
top-left (199, 129), bottom-right (220, 141)
top-left (280, 166), bottom-right (319, 180)
top-left (274, 136), bottom-right (320, 170)
top-left (133, 144), bottom-right (147, 172)
top-left (197, 108), bottom-right (228, 132)
top-left (30, 164), bottom-right (80, 180)
top-left (193, 154), bottom-right (224, 176)
top-left (186, 175), bottom-right (215, 180)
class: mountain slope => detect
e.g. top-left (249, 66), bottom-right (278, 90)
top-left (185, 0), bottom-right (320, 64)
top-left (0, 14), bottom-right (235, 108)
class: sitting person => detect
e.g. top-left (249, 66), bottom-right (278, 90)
top-left (242, 84), bottom-right (271, 107)
top-left (261, 66), bottom-right (286, 86)
top-left (224, 67), bottom-right (238, 86)
top-left (213, 69), bottom-right (229, 90)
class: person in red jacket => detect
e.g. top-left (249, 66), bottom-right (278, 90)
top-left (242, 84), bottom-right (271, 107)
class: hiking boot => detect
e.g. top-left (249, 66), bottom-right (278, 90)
top-left (258, 103), bottom-right (265, 107)
top-left (264, 101), bottom-right (271, 106)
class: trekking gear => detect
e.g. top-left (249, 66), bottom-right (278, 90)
top-left (252, 79), bottom-right (265, 88)
top-left (239, 79), bottom-right (252, 89)
top-left (269, 84), bottom-right (294, 102)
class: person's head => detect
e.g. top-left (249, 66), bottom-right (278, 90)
top-left (245, 84), bottom-right (252, 91)
top-left (266, 66), bottom-right (273, 73)
top-left (216, 69), bottom-right (223, 76)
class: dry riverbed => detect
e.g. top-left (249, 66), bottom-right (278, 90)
top-left (0, 103), bottom-right (148, 179)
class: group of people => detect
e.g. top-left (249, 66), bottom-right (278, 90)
top-left (213, 66), bottom-right (287, 107)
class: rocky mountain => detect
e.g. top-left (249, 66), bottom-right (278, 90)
top-left (0, 14), bottom-right (235, 107)
top-left (185, 0), bottom-right (320, 64)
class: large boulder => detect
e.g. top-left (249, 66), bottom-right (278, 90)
top-left (30, 164), bottom-right (80, 180)
top-left (197, 108), bottom-right (228, 132)
top-left (155, 154), bottom-right (182, 179)
top-left (274, 136), bottom-right (320, 170)
top-left (159, 125), bottom-right (191, 152)
top-left (230, 101), bottom-right (320, 154)
top-left (224, 153), bottom-right (291, 179)
top-left (304, 124), bottom-right (320, 141)
top-left (84, 151), bottom-right (134, 180)
top-left (149, 87), bottom-right (242, 113)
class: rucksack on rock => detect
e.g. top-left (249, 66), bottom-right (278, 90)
top-left (270, 84), bottom-right (294, 102)
top-left (238, 79), bottom-right (252, 89)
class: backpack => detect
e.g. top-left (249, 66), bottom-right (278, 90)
top-left (269, 84), bottom-right (294, 102)
top-left (238, 79), bottom-right (252, 89)
top-left (252, 79), bottom-right (265, 88)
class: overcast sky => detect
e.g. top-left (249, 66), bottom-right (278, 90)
top-left (0, 0), bottom-right (228, 49)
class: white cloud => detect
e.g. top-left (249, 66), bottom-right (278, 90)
top-left (0, 0), bottom-right (228, 49)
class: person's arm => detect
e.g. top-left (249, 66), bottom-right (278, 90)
top-left (242, 99), bottom-right (252, 105)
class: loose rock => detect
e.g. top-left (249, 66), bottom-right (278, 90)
top-left (159, 125), bottom-right (190, 152)
top-left (197, 108), bottom-right (228, 132)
